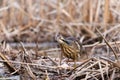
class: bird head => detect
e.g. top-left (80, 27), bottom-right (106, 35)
top-left (56, 34), bottom-right (66, 44)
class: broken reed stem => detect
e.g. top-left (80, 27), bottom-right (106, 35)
top-left (103, 0), bottom-right (109, 31)
top-left (0, 52), bottom-right (18, 74)
top-left (95, 0), bottom-right (101, 22)
top-left (95, 27), bottom-right (119, 61)
top-left (57, 0), bottom-right (60, 23)
top-left (0, 59), bottom-right (56, 69)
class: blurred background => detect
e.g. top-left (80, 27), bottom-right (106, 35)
top-left (0, 0), bottom-right (120, 45)
top-left (0, 0), bottom-right (120, 79)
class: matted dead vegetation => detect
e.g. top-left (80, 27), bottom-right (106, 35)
top-left (0, 0), bottom-right (120, 80)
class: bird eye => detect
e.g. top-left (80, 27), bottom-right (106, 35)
top-left (62, 39), bottom-right (70, 44)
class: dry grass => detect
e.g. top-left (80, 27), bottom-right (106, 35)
top-left (0, 0), bottom-right (119, 43)
top-left (0, 0), bottom-right (120, 80)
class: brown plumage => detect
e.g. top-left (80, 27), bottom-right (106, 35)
top-left (56, 35), bottom-right (81, 61)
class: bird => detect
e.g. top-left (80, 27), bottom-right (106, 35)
top-left (56, 35), bottom-right (82, 62)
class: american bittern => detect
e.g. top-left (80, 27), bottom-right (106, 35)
top-left (56, 35), bottom-right (82, 62)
